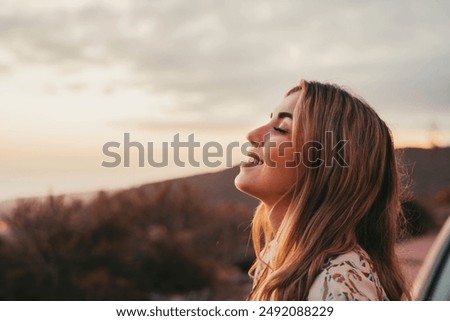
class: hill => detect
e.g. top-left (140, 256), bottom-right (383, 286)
top-left (138, 166), bottom-right (258, 209)
top-left (400, 147), bottom-right (450, 197)
top-left (1, 147), bottom-right (449, 215)
top-left (136, 146), bottom-right (450, 207)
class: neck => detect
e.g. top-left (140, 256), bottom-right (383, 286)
top-left (265, 199), bottom-right (291, 234)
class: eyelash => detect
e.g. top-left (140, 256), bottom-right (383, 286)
top-left (273, 126), bottom-right (288, 134)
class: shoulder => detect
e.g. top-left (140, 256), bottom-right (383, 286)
top-left (307, 247), bottom-right (388, 301)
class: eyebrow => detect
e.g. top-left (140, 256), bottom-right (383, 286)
top-left (270, 112), bottom-right (293, 119)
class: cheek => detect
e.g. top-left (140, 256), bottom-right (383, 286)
top-left (235, 139), bottom-right (298, 202)
top-left (264, 144), bottom-right (297, 188)
top-left (269, 143), bottom-right (298, 186)
top-left (268, 139), bottom-right (295, 168)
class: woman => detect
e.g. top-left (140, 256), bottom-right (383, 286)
top-left (235, 79), bottom-right (410, 301)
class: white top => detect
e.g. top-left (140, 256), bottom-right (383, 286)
top-left (307, 247), bottom-right (388, 300)
top-left (253, 242), bottom-right (388, 301)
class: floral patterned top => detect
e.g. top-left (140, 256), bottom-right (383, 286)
top-left (307, 246), bottom-right (388, 301)
top-left (253, 243), bottom-right (388, 301)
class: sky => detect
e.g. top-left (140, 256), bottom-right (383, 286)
top-left (1, 0), bottom-right (449, 201)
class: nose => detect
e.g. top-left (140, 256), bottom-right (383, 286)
top-left (246, 125), bottom-right (267, 148)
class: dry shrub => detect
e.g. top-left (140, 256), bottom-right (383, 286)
top-left (0, 183), bottom-right (253, 300)
top-left (401, 199), bottom-right (437, 237)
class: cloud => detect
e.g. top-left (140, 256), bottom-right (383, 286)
top-left (1, 0), bottom-right (449, 132)
top-left (108, 117), bottom-right (253, 133)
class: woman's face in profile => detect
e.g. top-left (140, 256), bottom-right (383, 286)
top-left (235, 92), bottom-right (300, 207)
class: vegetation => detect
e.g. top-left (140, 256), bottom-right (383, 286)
top-left (0, 183), bottom-right (253, 300)
top-left (0, 178), bottom-right (444, 300)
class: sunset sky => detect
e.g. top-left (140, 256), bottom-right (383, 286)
top-left (1, 0), bottom-right (449, 201)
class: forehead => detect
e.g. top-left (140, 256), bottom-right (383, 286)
top-left (272, 91), bottom-right (300, 115)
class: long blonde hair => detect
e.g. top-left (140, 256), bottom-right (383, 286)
top-left (248, 80), bottom-right (410, 300)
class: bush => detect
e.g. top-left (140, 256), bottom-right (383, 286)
top-left (0, 183), bottom-right (253, 300)
top-left (401, 199), bottom-right (437, 237)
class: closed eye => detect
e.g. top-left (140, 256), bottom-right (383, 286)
top-left (273, 126), bottom-right (288, 134)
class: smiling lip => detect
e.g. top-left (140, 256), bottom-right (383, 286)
top-left (241, 151), bottom-right (264, 167)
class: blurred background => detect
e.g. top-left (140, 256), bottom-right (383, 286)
top-left (0, 0), bottom-right (449, 300)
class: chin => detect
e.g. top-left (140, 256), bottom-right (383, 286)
top-left (234, 171), bottom-right (262, 200)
